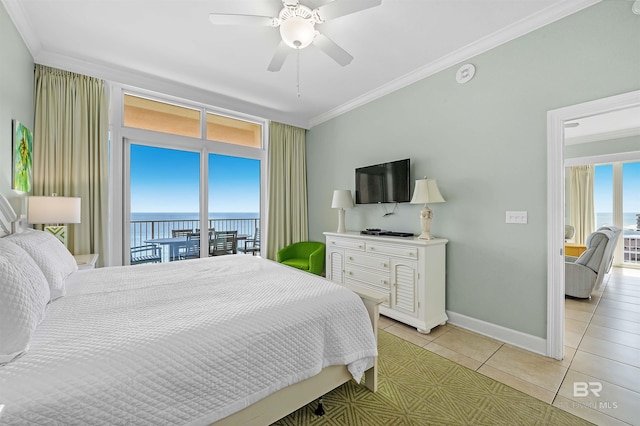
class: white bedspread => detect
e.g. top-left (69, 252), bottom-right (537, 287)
top-left (0, 255), bottom-right (377, 425)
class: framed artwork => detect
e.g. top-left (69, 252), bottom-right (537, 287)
top-left (12, 119), bottom-right (33, 193)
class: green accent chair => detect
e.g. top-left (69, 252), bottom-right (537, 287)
top-left (277, 241), bottom-right (325, 275)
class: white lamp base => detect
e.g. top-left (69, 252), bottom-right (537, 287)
top-left (417, 206), bottom-right (434, 240)
top-left (336, 208), bottom-right (346, 233)
top-left (44, 225), bottom-right (68, 247)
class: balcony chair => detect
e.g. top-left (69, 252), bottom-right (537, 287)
top-left (183, 232), bottom-right (200, 259)
top-left (211, 230), bottom-right (238, 256)
top-left (130, 245), bottom-right (162, 265)
top-left (277, 241), bottom-right (325, 276)
top-left (172, 228), bottom-right (191, 258)
top-left (565, 227), bottom-right (618, 298)
top-left (238, 228), bottom-right (260, 255)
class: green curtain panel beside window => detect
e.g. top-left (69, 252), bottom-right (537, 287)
top-left (267, 122), bottom-right (308, 260)
top-left (569, 165), bottom-right (595, 246)
top-left (33, 65), bottom-right (109, 265)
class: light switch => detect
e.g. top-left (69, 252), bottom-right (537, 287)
top-left (506, 211), bottom-right (528, 224)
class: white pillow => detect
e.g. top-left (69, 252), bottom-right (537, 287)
top-left (7, 229), bottom-right (78, 300)
top-left (0, 239), bottom-right (50, 364)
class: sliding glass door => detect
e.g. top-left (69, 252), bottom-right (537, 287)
top-left (129, 144), bottom-right (201, 263)
top-left (208, 154), bottom-right (260, 256)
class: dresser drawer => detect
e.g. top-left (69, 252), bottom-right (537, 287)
top-left (345, 265), bottom-right (390, 288)
top-left (345, 251), bottom-right (390, 271)
top-left (327, 237), bottom-right (365, 251)
top-left (366, 243), bottom-right (418, 260)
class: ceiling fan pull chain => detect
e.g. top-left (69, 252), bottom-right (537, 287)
top-left (296, 50), bottom-right (301, 99)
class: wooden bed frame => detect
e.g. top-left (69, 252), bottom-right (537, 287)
top-left (214, 285), bottom-right (387, 426)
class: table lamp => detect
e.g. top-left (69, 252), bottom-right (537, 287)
top-left (28, 195), bottom-right (81, 247)
top-left (410, 178), bottom-right (445, 240)
top-left (331, 190), bottom-right (354, 233)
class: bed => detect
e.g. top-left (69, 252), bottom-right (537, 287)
top-left (0, 195), bottom-right (383, 425)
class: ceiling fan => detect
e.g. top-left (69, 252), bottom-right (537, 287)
top-left (209, 0), bottom-right (382, 72)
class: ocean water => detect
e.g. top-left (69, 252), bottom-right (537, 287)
top-left (596, 212), bottom-right (639, 230)
top-left (131, 212), bottom-right (259, 221)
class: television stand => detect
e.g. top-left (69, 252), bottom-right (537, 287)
top-left (325, 231), bottom-right (448, 334)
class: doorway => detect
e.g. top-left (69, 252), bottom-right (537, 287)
top-left (546, 90), bottom-right (640, 360)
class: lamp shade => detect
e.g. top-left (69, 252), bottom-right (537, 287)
top-left (28, 196), bottom-right (81, 224)
top-left (410, 179), bottom-right (445, 205)
top-left (331, 190), bottom-right (354, 209)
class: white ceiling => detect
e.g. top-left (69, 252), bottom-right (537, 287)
top-left (3, 0), bottom-right (601, 128)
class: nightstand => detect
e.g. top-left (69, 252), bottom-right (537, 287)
top-left (74, 254), bottom-right (99, 270)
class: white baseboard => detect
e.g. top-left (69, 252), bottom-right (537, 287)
top-left (446, 311), bottom-right (548, 357)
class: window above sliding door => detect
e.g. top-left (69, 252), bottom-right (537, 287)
top-left (123, 93), bottom-right (264, 148)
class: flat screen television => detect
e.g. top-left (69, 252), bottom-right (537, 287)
top-left (355, 159), bottom-right (411, 204)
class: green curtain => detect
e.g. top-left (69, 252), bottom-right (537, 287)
top-left (33, 65), bottom-right (109, 265)
top-left (266, 122), bottom-right (308, 260)
top-left (569, 165), bottom-right (595, 245)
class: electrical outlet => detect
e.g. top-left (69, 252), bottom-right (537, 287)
top-left (506, 211), bottom-right (528, 224)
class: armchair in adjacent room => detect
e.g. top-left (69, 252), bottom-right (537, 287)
top-left (277, 241), bottom-right (325, 275)
top-left (596, 225), bottom-right (621, 273)
top-left (565, 227), bottom-right (617, 298)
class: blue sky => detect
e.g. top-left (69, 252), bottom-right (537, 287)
top-left (130, 145), bottom-right (260, 213)
top-left (594, 162), bottom-right (640, 213)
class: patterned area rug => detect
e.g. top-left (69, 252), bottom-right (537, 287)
top-left (273, 330), bottom-right (591, 425)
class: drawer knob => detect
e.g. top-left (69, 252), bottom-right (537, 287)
top-left (348, 256), bottom-right (353, 260)
top-left (383, 263), bottom-right (388, 267)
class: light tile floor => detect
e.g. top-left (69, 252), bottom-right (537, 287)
top-left (378, 266), bottom-right (640, 426)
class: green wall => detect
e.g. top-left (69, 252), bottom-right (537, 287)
top-left (0, 2), bottom-right (34, 212)
top-left (306, 0), bottom-right (640, 339)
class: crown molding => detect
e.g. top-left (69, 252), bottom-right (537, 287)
top-left (1, 0), bottom-right (41, 56)
top-left (308, 0), bottom-right (601, 128)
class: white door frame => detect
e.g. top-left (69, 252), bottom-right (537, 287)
top-left (546, 90), bottom-right (640, 359)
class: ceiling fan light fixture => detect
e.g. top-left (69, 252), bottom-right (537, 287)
top-left (280, 17), bottom-right (316, 49)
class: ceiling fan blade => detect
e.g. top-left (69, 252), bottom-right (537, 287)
top-left (315, 0), bottom-right (382, 22)
top-left (267, 41), bottom-right (291, 72)
top-left (313, 33), bottom-right (353, 66)
top-left (209, 14), bottom-right (278, 27)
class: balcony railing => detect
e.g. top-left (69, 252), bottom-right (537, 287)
top-left (131, 217), bottom-right (259, 249)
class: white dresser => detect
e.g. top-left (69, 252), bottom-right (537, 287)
top-left (324, 232), bottom-right (447, 334)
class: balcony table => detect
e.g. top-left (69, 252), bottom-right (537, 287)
top-left (145, 236), bottom-right (188, 262)
top-left (145, 234), bottom-right (249, 261)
